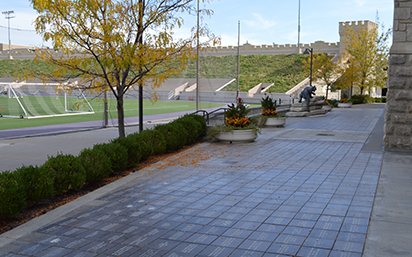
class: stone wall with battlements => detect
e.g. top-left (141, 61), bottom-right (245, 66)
top-left (203, 41), bottom-right (340, 56)
top-left (338, 20), bottom-right (379, 55)
top-left (0, 43), bottom-right (32, 52)
top-left (202, 20), bottom-right (377, 56)
top-left (1, 20), bottom-right (376, 59)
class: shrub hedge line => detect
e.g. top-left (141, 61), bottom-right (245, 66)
top-left (328, 96), bottom-right (387, 107)
top-left (0, 114), bottom-right (206, 218)
top-left (347, 96), bottom-right (387, 104)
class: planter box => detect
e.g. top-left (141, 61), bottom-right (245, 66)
top-left (338, 102), bottom-right (352, 108)
top-left (214, 129), bottom-right (258, 143)
top-left (265, 117), bottom-right (286, 127)
top-left (322, 105), bottom-right (332, 112)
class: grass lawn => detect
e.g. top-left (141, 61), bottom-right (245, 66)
top-left (0, 98), bottom-right (226, 130)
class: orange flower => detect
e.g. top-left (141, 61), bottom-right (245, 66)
top-left (262, 109), bottom-right (278, 116)
top-left (225, 116), bottom-right (251, 127)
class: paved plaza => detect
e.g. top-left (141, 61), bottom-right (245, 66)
top-left (0, 104), bottom-right (411, 257)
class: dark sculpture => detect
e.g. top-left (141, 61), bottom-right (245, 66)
top-left (298, 86), bottom-right (317, 112)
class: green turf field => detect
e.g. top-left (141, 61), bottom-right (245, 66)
top-left (0, 97), bottom-right (227, 130)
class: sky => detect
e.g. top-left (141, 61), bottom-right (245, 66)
top-left (0, 0), bottom-right (394, 48)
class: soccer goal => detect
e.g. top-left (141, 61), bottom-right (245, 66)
top-left (0, 81), bottom-right (94, 119)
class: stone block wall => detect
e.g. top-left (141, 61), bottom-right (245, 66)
top-left (203, 41), bottom-right (340, 56)
top-left (339, 21), bottom-right (379, 55)
top-left (383, 0), bottom-right (412, 149)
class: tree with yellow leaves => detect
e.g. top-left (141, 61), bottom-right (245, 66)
top-left (25, 0), bottom-right (220, 138)
top-left (302, 52), bottom-right (340, 100)
top-left (333, 54), bottom-right (357, 97)
top-left (337, 25), bottom-right (390, 96)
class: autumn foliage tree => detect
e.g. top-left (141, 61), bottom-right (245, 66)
top-left (26, 0), bottom-right (219, 138)
top-left (302, 53), bottom-right (340, 99)
top-left (336, 25), bottom-right (390, 95)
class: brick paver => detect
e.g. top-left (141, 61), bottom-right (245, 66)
top-left (0, 104), bottom-right (385, 257)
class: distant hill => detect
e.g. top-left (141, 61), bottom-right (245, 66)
top-left (0, 54), bottom-right (307, 93)
top-left (176, 54), bottom-right (307, 93)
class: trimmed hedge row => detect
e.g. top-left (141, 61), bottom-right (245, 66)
top-left (328, 96), bottom-right (387, 107)
top-left (0, 114), bottom-right (206, 218)
top-left (350, 95), bottom-right (387, 104)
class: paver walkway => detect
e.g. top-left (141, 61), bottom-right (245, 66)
top-left (0, 104), bottom-right (391, 257)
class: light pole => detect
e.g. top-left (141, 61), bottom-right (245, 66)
top-left (2, 10), bottom-right (15, 59)
top-left (297, 0), bottom-right (301, 54)
top-left (303, 48), bottom-right (313, 86)
top-left (196, 0), bottom-right (200, 111)
top-left (236, 20), bottom-right (240, 103)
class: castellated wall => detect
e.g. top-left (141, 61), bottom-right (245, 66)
top-left (1, 20), bottom-right (375, 59)
top-left (338, 20), bottom-right (379, 55)
top-left (202, 41), bottom-right (340, 56)
top-left (201, 20), bottom-right (376, 57)
top-left (0, 44), bottom-right (32, 51)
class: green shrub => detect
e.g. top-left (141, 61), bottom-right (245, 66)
top-left (171, 121), bottom-right (191, 146)
top-left (351, 94), bottom-right (374, 104)
top-left (374, 97), bottom-right (387, 103)
top-left (146, 129), bottom-right (167, 155)
top-left (15, 165), bottom-right (54, 204)
top-left (0, 171), bottom-right (26, 217)
top-left (111, 136), bottom-right (142, 167)
top-left (79, 148), bottom-right (112, 183)
top-left (328, 100), bottom-right (340, 108)
top-left (191, 114), bottom-right (208, 137)
top-left (350, 98), bottom-right (362, 104)
top-left (174, 115), bottom-right (201, 144)
top-left (43, 154), bottom-right (86, 194)
top-left (155, 122), bottom-right (187, 151)
top-left (126, 132), bottom-right (154, 161)
top-left (93, 142), bottom-right (128, 172)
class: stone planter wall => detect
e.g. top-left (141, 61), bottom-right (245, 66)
top-left (338, 102), bottom-right (353, 108)
top-left (286, 96), bottom-right (327, 117)
top-left (322, 105), bottom-right (332, 112)
top-left (265, 117), bottom-right (286, 127)
top-left (214, 129), bottom-right (258, 143)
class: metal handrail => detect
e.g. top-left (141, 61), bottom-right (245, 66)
top-left (191, 107), bottom-right (228, 125)
top-left (208, 107), bottom-right (228, 116)
top-left (191, 110), bottom-right (209, 124)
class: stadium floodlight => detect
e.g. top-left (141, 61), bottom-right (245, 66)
top-left (2, 10), bottom-right (15, 59)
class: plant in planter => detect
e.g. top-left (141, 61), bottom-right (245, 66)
top-left (338, 98), bottom-right (353, 108)
top-left (322, 100), bottom-right (333, 112)
top-left (207, 98), bottom-right (260, 142)
top-left (255, 94), bottom-right (286, 127)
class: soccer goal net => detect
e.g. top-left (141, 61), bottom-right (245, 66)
top-left (0, 81), bottom-right (94, 119)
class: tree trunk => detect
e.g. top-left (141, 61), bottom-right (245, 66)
top-left (325, 84), bottom-right (329, 100)
top-left (116, 87), bottom-right (126, 138)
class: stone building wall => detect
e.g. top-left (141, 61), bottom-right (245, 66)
top-left (203, 41), bottom-right (340, 56)
top-left (338, 21), bottom-right (379, 55)
top-left (383, 0), bottom-right (412, 149)
top-left (0, 43), bottom-right (32, 51)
